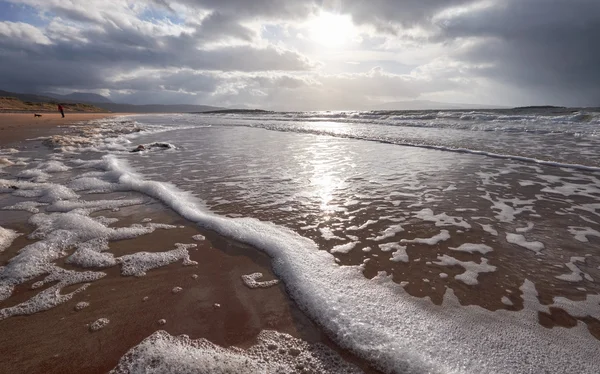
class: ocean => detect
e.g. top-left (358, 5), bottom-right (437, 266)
top-left (1, 108), bottom-right (599, 373)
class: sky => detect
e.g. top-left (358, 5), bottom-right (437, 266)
top-left (0, 0), bottom-right (598, 110)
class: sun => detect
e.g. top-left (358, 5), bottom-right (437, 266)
top-left (308, 12), bottom-right (355, 47)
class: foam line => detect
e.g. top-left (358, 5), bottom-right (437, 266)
top-left (235, 124), bottom-right (600, 172)
top-left (99, 154), bottom-right (600, 373)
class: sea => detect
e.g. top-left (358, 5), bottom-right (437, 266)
top-left (1, 107), bottom-right (600, 373)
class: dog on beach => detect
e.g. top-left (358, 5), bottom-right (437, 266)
top-left (34, 113), bottom-right (42, 117)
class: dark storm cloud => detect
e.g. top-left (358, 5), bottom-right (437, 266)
top-left (166, 0), bottom-right (316, 20)
top-left (1, 0), bottom-right (599, 107)
top-left (434, 0), bottom-right (600, 105)
top-left (0, 8), bottom-right (314, 94)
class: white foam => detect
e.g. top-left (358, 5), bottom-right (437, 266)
top-left (450, 243), bottom-right (493, 254)
top-left (501, 296), bottom-right (513, 306)
top-left (555, 257), bottom-right (593, 283)
top-left (372, 223), bottom-right (405, 241)
top-left (388, 245), bottom-right (409, 263)
top-left (171, 287), bottom-right (183, 294)
top-left (506, 233), bottom-right (545, 254)
top-left (75, 301), bottom-right (90, 311)
top-left (516, 222), bottom-right (534, 233)
top-left (90, 318), bottom-right (110, 331)
top-left (401, 230), bottom-right (450, 245)
top-left (551, 294), bottom-right (600, 321)
top-left (319, 227), bottom-right (344, 240)
top-left (568, 226), bottom-right (600, 243)
top-left (111, 329), bottom-right (362, 374)
top-left (66, 238), bottom-right (117, 268)
top-left (433, 255), bottom-right (497, 285)
top-left (330, 242), bottom-right (357, 254)
top-left (241, 272), bottom-right (280, 289)
top-left (2, 201), bottom-right (47, 213)
top-left (5, 180), bottom-right (80, 203)
top-left (118, 243), bottom-right (197, 277)
top-left (42, 161), bottom-right (70, 173)
top-left (16, 169), bottom-right (51, 182)
top-left (346, 219), bottom-right (377, 231)
top-left (478, 223), bottom-right (498, 236)
top-left (93, 155), bottom-right (600, 373)
top-left (481, 192), bottom-right (535, 223)
top-left (415, 208), bottom-right (471, 229)
top-left (0, 274), bottom-right (95, 320)
top-left (192, 234), bottom-right (205, 241)
top-left (0, 226), bottom-right (20, 253)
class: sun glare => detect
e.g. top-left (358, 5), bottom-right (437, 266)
top-left (309, 12), bottom-right (355, 47)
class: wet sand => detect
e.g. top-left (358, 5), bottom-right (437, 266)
top-left (0, 129), bottom-right (380, 373)
top-left (0, 113), bottom-right (126, 146)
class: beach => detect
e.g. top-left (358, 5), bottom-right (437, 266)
top-left (0, 113), bottom-right (124, 146)
top-left (0, 114), bottom-right (378, 373)
top-left (0, 110), bottom-right (599, 373)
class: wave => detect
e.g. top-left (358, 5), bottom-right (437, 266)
top-left (219, 122), bottom-right (600, 172)
top-left (197, 109), bottom-right (600, 137)
top-left (90, 154), bottom-right (600, 373)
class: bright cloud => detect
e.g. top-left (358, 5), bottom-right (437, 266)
top-left (0, 0), bottom-right (598, 108)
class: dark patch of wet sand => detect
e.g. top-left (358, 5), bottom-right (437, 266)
top-left (0, 113), bottom-right (126, 147)
top-left (0, 193), bottom-right (381, 374)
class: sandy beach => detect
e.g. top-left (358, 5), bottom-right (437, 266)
top-left (0, 113), bottom-right (125, 146)
top-left (1, 111), bottom-right (599, 373)
top-left (0, 116), bottom-right (379, 373)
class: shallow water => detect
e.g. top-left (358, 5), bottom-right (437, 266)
top-left (1, 111), bottom-right (600, 373)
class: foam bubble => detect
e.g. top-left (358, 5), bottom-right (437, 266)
top-left (0, 280), bottom-right (93, 320)
top-left (478, 223), bottom-right (498, 236)
top-left (450, 243), bottom-right (493, 254)
top-left (75, 301), bottom-right (90, 311)
top-left (90, 318), bottom-right (110, 332)
top-left (433, 255), bottom-right (497, 285)
top-left (241, 272), bottom-right (280, 289)
top-left (501, 296), bottom-right (513, 306)
top-left (568, 226), bottom-right (600, 243)
top-left (192, 234), bottom-right (205, 241)
top-left (555, 257), bottom-right (593, 283)
top-left (389, 245), bottom-right (409, 263)
top-left (330, 242), bottom-right (357, 254)
top-left (2, 201), bottom-right (47, 213)
top-left (401, 230), bottom-right (450, 245)
top-left (506, 233), bottom-right (545, 254)
top-left (118, 243), bottom-right (197, 277)
top-left (372, 224), bottom-right (404, 241)
top-left (110, 330), bottom-right (362, 374)
top-left (415, 209), bottom-right (471, 229)
top-left (0, 226), bottom-right (20, 253)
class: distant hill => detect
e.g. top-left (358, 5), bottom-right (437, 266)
top-left (44, 92), bottom-right (113, 104)
top-left (198, 109), bottom-right (273, 114)
top-left (93, 103), bottom-right (223, 113)
top-left (373, 100), bottom-right (507, 111)
top-left (0, 89), bottom-right (223, 113)
top-left (0, 90), bottom-right (60, 104)
top-left (0, 96), bottom-right (107, 113)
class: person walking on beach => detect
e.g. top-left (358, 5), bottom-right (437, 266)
top-left (57, 104), bottom-right (65, 118)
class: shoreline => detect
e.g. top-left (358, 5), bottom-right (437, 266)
top-left (0, 113), bottom-right (130, 147)
top-left (0, 117), bottom-right (380, 373)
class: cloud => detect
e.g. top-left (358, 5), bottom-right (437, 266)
top-left (0, 21), bottom-right (51, 45)
top-left (433, 0), bottom-right (600, 105)
top-left (0, 0), bottom-right (598, 107)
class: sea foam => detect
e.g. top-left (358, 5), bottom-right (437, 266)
top-left (92, 154), bottom-right (600, 373)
